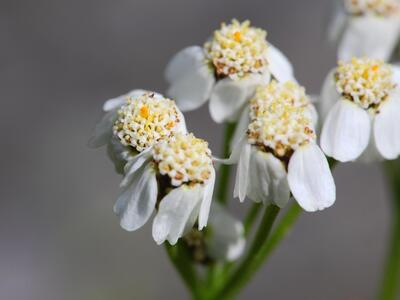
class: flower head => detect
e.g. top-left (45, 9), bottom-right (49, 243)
top-left (114, 132), bottom-right (216, 245)
top-left (320, 57), bottom-right (400, 162)
top-left (335, 57), bottom-right (395, 112)
top-left (153, 133), bottom-right (213, 186)
top-left (247, 81), bottom-right (316, 158)
top-left (89, 90), bottom-right (187, 173)
top-left (345, 0), bottom-right (400, 17)
top-left (113, 92), bottom-right (184, 152)
top-left (165, 19), bottom-right (294, 123)
top-left (231, 81), bottom-right (335, 212)
top-left (204, 19), bottom-right (269, 80)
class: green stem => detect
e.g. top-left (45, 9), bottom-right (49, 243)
top-left (216, 122), bottom-right (237, 204)
top-left (378, 161), bottom-right (400, 300)
top-left (165, 242), bottom-right (202, 300)
top-left (244, 203), bottom-right (262, 236)
top-left (211, 205), bottom-right (280, 300)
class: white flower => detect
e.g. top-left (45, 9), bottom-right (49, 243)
top-left (116, 133), bottom-right (216, 245)
top-left (89, 90), bottom-right (187, 173)
top-left (320, 57), bottom-right (400, 162)
top-left (329, 0), bottom-right (400, 61)
top-left (165, 19), bottom-right (294, 123)
top-left (230, 81), bottom-right (336, 212)
top-left (206, 203), bottom-right (246, 262)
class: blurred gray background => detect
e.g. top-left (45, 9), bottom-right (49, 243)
top-left (0, 0), bottom-right (394, 299)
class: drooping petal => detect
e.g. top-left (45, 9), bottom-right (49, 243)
top-left (338, 16), bottom-right (400, 61)
top-left (321, 99), bottom-right (371, 162)
top-left (233, 143), bottom-right (252, 202)
top-left (120, 147), bottom-right (153, 187)
top-left (107, 137), bottom-right (133, 174)
top-left (288, 144), bottom-right (336, 212)
top-left (103, 89), bottom-right (148, 112)
top-left (198, 168), bottom-right (216, 230)
top-left (326, 0), bottom-right (347, 43)
top-left (113, 163), bottom-right (158, 231)
top-left (319, 70), bottom-right (340, 121)
top-left (358, 114), bottom-right (384, 163)
top-left (165, 46), bottom-right (215, 111)
top-left (374, 94), bottom-right (400, 160)
top-left (246, 149), bottom-right (290, 207)
top-left (206, 203), bottom-right (245, 262)
top-left (88, 110), bottom-right (118, 148)
top-left (267, 44), bottom-right (294, 82)
top-left (209, 74), bottom-right (269, 123)
top-left (152, 184), bottom-right (203, 245)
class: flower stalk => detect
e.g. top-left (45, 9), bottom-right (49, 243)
top-left (378, 160), bottom-right (400, 300)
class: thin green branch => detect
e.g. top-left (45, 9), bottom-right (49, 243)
top-left (165, 242), bottom-right (202, 300)
top-left (216, 122), bottom-right (237, 205)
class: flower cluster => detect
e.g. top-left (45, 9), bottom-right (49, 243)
top-left (113, 92), bottom-right (183, 152)
top-left (153, 133), bottom-right (213, 186)
top-left (344, 0), bottom-right (400, 17)
top-left (204, 19), bottom-right (269, 80)
top-left (247, 81), bottom-right (316, 158)
top-left (335, 57), bottom-right (394, 111)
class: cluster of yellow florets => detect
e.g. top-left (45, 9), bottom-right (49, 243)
top-left (113, 93), bottom-right (182, 152)
top-left (335, 57), bottom-right (395, 111)
top-left (247, 81), bottom-right (316, 158)
top-left (153, 133), bottom-right (213, 187)
top-left (204, 19), bottom-right (269, 80)
top-left (344, 0), bottom-right (400, 17)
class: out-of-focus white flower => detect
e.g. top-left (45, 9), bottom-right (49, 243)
top-left (89, 91), bottom-right (187, 173)
top-left (230, 81), bottom-right (336, 212)
top-left (116, 132), bottom-right (216, 245)
top-left (329, 0), bottom-right (400, 61)
top-left (320, 57), bottom-right (400, 162)
top-left (183, 202), bottom-right (245, 263)
top-left (206, 203), bottom-right (245, 262)
top-left (165, 19), bottom-right (294, 123)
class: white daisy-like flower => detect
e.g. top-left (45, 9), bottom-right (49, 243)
top-left (329, 0), bottom-right (400, 61)
top-left (116, 132), bottom-right (216, 245)
top-left (320, 57), bottom-right (400, 162)
top-left (183, 202), bottom-right (245, 263)
top-left (89, 90), bottom-right (187, 173)
top-left (230, 81), bottom-right (336, 212)
top-left (165, 19), bottom-right (294, 123)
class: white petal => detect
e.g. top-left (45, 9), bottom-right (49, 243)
top-left (230, 105), bottom-right (250, 150)
top-left (267, 44), bottom-right (294, 82)
top-left (233, 143), bottom-right (252, 202)
top-left (107, 137), bottom-right (132, 174)
top-left (338, 16), bottom-right (400, 61)
top-left (113, 163), bottom-right (158, 231)
top-left (198, 168), bottom-right (216, 230)
top-left (391, 65), bottom-right (400, 86)
top-left (321, 99), bottom-right (371, 162)
top-left (357, 114), bottom-right (384, 163)
top-left (319, 69), bottom-right (340, 121)
top-left (209, 74), bottom-right (269, 123)
top-left (374, 94), bottom-right (400, 160)
top-left (152, 184), bottom-right (203, 245)
top-left (88, 110), bottom-right (117, 148)
top-left (206, 203), bottom-right (245, 262)
top-left (288, 144), bottom-right (336, 212)
top-left (165, 46), bottom-right (215, 111)
top-left (103, 89), bottom-right (147, 111)
top-left (246, 150), bottom-right (290, 207)
top-left (120, 148), bottom-right (153, 187)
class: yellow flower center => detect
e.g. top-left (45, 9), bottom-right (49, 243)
top-left (113, 93), bottom-right (182, 152)
top-left (247, 81), bottom-right (316, 158)
top-left (204, 19), bottom-right (269, 80)
top-left (153, 133), bottom-right (213, 187)
top-left (345, 0), bottom-right (400, 17)
top-left (335, 57), bottom-right (395, 111)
